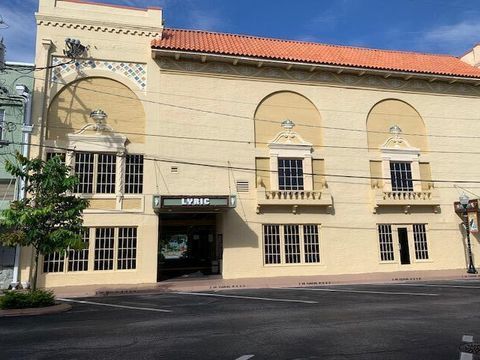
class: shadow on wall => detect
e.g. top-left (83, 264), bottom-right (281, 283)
top-left (223, 210), bottom-right (259, 249)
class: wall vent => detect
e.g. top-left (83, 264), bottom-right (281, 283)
top-left (236, 180), bottom-right (249, 193)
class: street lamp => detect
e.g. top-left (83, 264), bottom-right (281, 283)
top-left (459, 193), bottom-right (477, 274)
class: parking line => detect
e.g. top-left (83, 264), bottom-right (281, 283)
top-left (58, 298), bottom-right (173, 313)
top-left (395, 284), bottom-right (480, 290)
top-left (283, 287), bottom-right (439, 297)
top-left (175, 292), bottom-right (318, 304)
top-left (235, 355), bottom-right (255, 360)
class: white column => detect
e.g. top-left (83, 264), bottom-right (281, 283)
top-left (303, 155), bottom-right (313, 191)
top-left (116, 151), bottom-right (126, 210)
top-left (269, 153), bottom-right (278, 191)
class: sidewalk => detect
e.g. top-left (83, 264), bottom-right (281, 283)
top-left (51, 268), bottom-right (480, 298)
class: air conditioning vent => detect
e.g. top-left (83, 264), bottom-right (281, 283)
top-left (236, 181), bottom-right (249, 193)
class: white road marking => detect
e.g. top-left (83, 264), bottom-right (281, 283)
top-left (460, 353), bottom-right (473, 360)
top-left (235, 355), bottom-right (255, 360)
top-left (283, 287), bottom-right (438, 297)
top-left (463, 335), bottom-right (473, 343)
top-left (175, 292), bottom-right (318, 304)
top-left (396, 283), bottom-right (480, 289)
top-left (58, 298), bottom-right (173, 313)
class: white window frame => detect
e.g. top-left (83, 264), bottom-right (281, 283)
top-left (263, 224), bottom-right (321, 266)
top-left (377, 223), bottom-right (431, 264)
top-left (0, 109), bottom-right (5, 141)
top-left (269, 146), bottom-right (313, 191)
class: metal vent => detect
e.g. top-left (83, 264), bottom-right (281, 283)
top-left (236, 181), bottom-right (249, 193)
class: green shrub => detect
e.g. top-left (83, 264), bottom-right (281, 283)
top-left (0, 290), bottom-right (55, 309)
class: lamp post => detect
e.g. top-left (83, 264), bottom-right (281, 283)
top-left (459, 193), bottom-right (477, 274)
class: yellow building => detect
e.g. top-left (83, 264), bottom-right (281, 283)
top-left (21, 0), bottom-right (480, 289)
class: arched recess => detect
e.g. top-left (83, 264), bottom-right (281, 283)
top-left (47, 77), bottom-right (146, 143)
top-left (254, 91), bottom-right (322, 148)
top-left (366, 99), bottom-right (427, 151)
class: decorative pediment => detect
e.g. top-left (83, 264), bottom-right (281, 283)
top-left (268, 119), bottom-right (312, 150)
top-left (380, 124), bottom-right (419, 154)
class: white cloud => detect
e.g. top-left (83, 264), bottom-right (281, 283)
top-left (419, 20), bottom-right (480, 54)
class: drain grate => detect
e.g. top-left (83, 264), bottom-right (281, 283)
top-left (459, 343), bottom-right (480, 355)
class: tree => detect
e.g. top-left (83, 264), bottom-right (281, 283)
top-left (0, 152), bottom-right (89, 290)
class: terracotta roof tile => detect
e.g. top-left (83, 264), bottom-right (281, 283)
top-left (151, 28), bottom-right (480, 78)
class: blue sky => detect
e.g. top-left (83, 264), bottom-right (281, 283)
top-left (2, 0), bottom-right (480, 63)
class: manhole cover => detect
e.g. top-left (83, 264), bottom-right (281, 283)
top-left (460, 343), bottom-right (480, 355)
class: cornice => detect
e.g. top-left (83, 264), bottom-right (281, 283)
top-left (156, 57), bottom-right (480, 97)
top-left (36, 14), bottom-right (162, 37)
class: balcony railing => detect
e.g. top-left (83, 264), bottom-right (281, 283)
top-left (373, 189), bottom-right (440, 213)
top-left (257, 187), bottom-right (333, 213)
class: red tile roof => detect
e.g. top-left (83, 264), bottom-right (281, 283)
top-left (152, 28), bottom-right (480, 79)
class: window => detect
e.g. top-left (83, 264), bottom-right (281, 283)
top-left (378, 224), bottom-right (394, 261)
top-left (0, 245), bottom-right (15, 270)
top-left (68, 228), bottom-right (89, 272)
top-left (75, 152), bottom-right (95, 193)
top-left (94, 227), bottom-right (115, 270)
top-left (263, 224), bottom-right (320, 265)
top-left (117, 227), bottom-right (137, 270)
top-left (390, 161), bottom-right (413, 192)
top-left (96, 154), bottom-right (116, 194)
top-left (278, 158), bottom-right (304, 190)
top-left (125, 154), bottom-right (143, 194)
top-left (43, 252), bottom-right (65, 273)
top-left (0, 109), bottom-right (5, 140)
top-left (413, 224), bottom-right (429, 260)
top-left (46, 152), bottom-right (66, 163)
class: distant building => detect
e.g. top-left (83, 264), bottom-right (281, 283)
top-left (0, 62), bottom-right (34, 289)
top-left (21, 0), bottom-right (480, 289)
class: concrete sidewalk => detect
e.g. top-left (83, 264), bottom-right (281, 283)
top-left (50, 268), bottom-right (480, 298)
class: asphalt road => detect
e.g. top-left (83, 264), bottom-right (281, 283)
top-left (2, 280), bottom-right (480, 360)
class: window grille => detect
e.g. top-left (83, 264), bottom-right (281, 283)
top-left (413, 224), bottom-right (429, 260)
top-left (378, 224), bottom-right (394, 261)
top-left (43, 251), bottom-right (65, 273)
top-left (303, 225), bottom-right (320, 263)
top-left (117, 227), bottom-right (137, 270)
top-left (125, 154), bottom-right (143, 194)
top-left (94, 227), bottom-right (114, 270)
top-left (284, 225), bottom-right (301, 264)
top-left (46, 152), bottom-right (66, 163)
top-left (75, 152), bottom-right (94, 193)
top-left (68, 228), bottom-right (89, 272)
top-left (278, 158), bottom-right (304, 190)
top-left (390, 161), bottom-right (413, 192)
top-left (263, 225), bottom-right (281, 264)
top-left (96, 153), bottom-right (116, 194)
top-left (236, 181), bottom-right (249, 193)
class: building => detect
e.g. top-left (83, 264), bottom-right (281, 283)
top-left (21, 0), bottom-right (480, 289)
top-left (0, 62), bottom-right (34, 289)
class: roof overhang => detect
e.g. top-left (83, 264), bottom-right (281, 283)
top-left (152, 48), bottom-right (480, 86)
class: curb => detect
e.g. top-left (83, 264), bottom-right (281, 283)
top-left (0, 303), bottom-right (72, 317)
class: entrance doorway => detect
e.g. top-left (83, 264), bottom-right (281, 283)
top-left (158, 213), bottom-right (221, 281)
top-left (398, 227), bottom-right (411, 265)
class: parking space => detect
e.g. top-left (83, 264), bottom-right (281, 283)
top-left (2, 280), bottom-right (480, 359)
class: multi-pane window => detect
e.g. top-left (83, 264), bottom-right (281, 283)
top-left (43, 252), bottom-right (65, 273)
top-left (263, 224), bottom-right (320, 265)
top-left (264, 225), bottom-right (281, 264)
top-left (413, 224), bottom-right (429, 260)
top-left (378, 224), bottom-right (395, 261)
top-left (125, 154), bottom-right (144, 194)
top-left (284, 225), bottom-right (301, 264)
top-left (390, 161), bottom-right (413, 192)
top-left (68, 228), bottom-right (89, 272)
top-left (117, 227), bottom-right (137, 270)
top-left (43, 226), bottom-right (138, 273)
top-left (94, 227), bottom-right (115, 271)
top-left (0, 245), bottom-right (16, 271)
top-left (46, 151), bottom-right (66, 163)
top-left (75, 152), bottom-right (95, 193)
top-left (304, 225), bottom-right (320, 263)
top-left (96, 154), bottom-right (116, 194)
top-left (278, 158), bottom-right (304, 190)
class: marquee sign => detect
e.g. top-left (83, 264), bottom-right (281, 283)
top-left (153, 195), bottom-right (236, 210)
